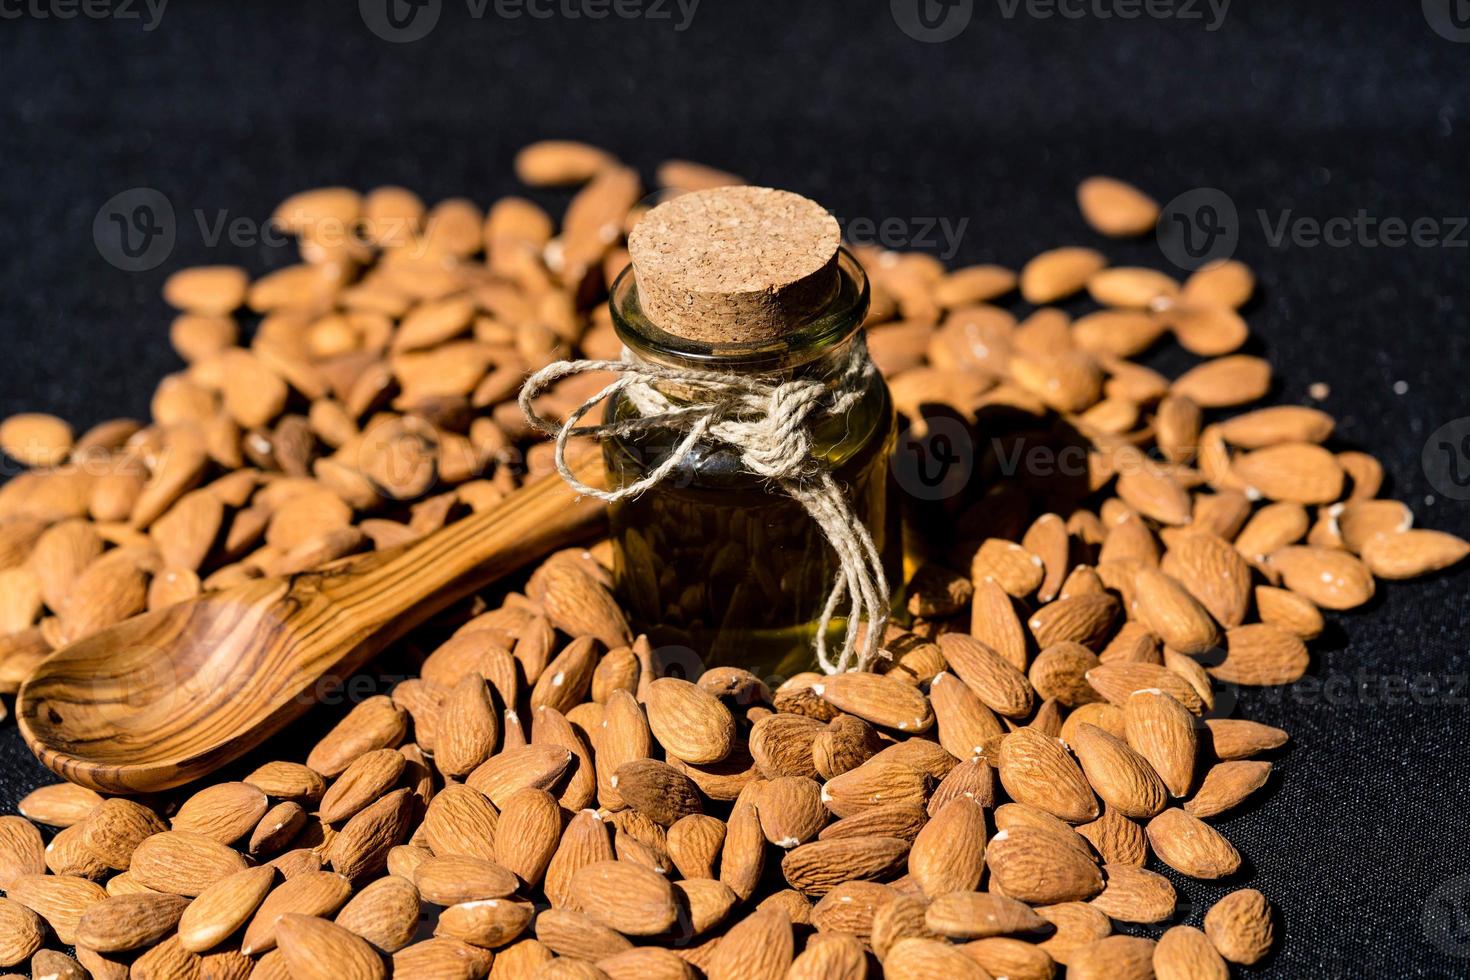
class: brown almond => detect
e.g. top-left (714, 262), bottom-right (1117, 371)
top-left (925, 890), bottom-right (1045, 940)
top-left (1077, 177), bottom-right (1159, 237)
top-left (780, 836), bottom-right (910, 895)
top-left (997, 727), bottom-right (1098, 823)
top-left (1020, 247), bottom-right (1107, 304)
top-left (936, 633), bottom-right (1035, 718)
top-left (1360, 529), bottom-right (1470, 579)
top-left (885, 936), bottom-right (990, 979)
top-left (241, 871), bottom-right (353, 954)
top-left (422, 784), bottom-right (499, 863)
top-left (178, 865), bottom-right (277, 953)
top-left (172, 781), bottom-right (268, 846)
top-left (908, 797), bottom-right (986, 897)
top-left (1121, 689), bottom-right (1198, 798)
top-left (568, 859), bottom-right (678, 936)
top-left (275, 913), bottom-right (386, 980)
top-left (0, 897), bottom-right (43, 967)
top-left (327, 788), bottom-right (415, 881)
top-left (7, 873), bottom-right (108, 944)
top-left (1204, 888), bottom-right (1275, 964)
top-left (1068, 935), bottom-right (1157, 980)
top-left (1070, 723), bottom-right (1167, 818)
top-left (333, 875), bottom-right (422, 954)
top-left (0, 816), bottom-right (45, 887)
top-left (1154, 924), bottom-right (1229, 980)
top-left (1185, 761), bottom-right (1272, 818)
top-left (985, 827), bottom-right (1102, 904)
top-left (810, 671), bottom-right (934, 733)
top-left (74, 892), bottom-right (189, 953)
top-left (413, 855), bottom-right (519, 906)
top-left (1207, 623), bottom-right (1309, 685)
top-left (1090, 864), bottom-right (1176, 923)
top-left (1205, 718), bottom-right (1289, 760)
top-left (1233, 443), bottom-right (1344, 504)
top-left (1146, 808), bottom-right (1241, 879)
top-left (644, 677), bottom-right (736, 764)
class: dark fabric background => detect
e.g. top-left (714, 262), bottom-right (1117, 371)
top-left (1, 2), bottom-right (1468, 976)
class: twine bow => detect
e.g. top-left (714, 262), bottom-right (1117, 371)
top-left (518, 343), bottom-right (890, 674)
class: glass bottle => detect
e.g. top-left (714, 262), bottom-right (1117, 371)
top-left (603, 246), bottom-right (900, 679)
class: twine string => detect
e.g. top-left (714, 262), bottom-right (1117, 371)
top-left (518, 343), bottom-right (890, 673)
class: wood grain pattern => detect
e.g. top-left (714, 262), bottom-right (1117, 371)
top-left (18, 456), bottom-right (607, 793)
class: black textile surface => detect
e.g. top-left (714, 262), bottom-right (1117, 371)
top-left (1, 2), bottom-right (1468, 976)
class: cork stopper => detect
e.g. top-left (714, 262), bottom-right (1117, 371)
top-left (626, 186), bottom-right (842, 345)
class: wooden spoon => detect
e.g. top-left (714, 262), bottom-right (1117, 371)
top-left (18, 457), bottom-right (607, 794)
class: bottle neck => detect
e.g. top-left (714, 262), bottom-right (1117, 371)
top-left (609, 247), bottom-right (871, 381)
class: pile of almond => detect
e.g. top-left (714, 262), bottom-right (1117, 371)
top-left (0, 145), bottom-right (1463, 978)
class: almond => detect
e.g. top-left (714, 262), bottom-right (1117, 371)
top-left (996, 727), bottom-right (1098, 823)
top-left (1205, 718), bottom-right (1289, 760)
top-left (177, 865), bottom-right (276, 953)
top-left (0, 816), bottom-right (44, 887)
top-left (821, 760), bottom-right (930, 819)
top-left (7, 873), bottom-right (107, 944)
top-left (1076, 805), bottom-right (1148, 867)
top-left (1021, 247), bottom-right (1108, 304)
top-left (1185, 760), bottom-right (1272, 818)
top-left (275, 913), bottom-right (386, 980)
top-left (985, 827), bottom-right (1102, 904)
top-left (924, 890), bottom-right (1046, 940)
top-left (1146, 808), bottom-right (1241, 878)
top-left (1203, 887), bottom-right (1275, 964)
top-left (494, 788), bottom-right (563, 887)
top-left (936, 633), bottom-right (1035, 718)
top-left (0, 897), bottom-right (43, 967)
top-left (810, 672), bottom-right (935, 733)
top-left (1207, 623), bottom-right (1309, 685)
top-left (16, 783), bottom-right (103, 828)
top-left (1069, 723), bottom-right (1167, 818)
top-left (310, 695), bottom-right (409, 777)
top-left (327, 788), bottom-right (415, 881)
top-left (74, 892), bottom-right (189, 953)
top-left (1077, 177), bottom-right (1159, 237)
top-left (465, 744), bottom-right (574, 807)
top-left (413, 855), bottom-right (519, 906)
top-left (1090, 864), bottom-right (1175, 923)
top-left (171, 781), bottom-right (268, 846)
top-left (959, 936), bottom-right (1056, 980)
top-left (1068, 935), bottom-right (1157, 980)
top-left (643, 677), bottom-right (736, 764)
top-left (241, 871), bottom-right (353, 954)
top-left (435, 897), bottom-right (535, 949)
top-left (780, 837), bottom-right (910, 895)
top-left (786, 934), bottom-right (868, 980)
top-left (422, 784), bottom-right (500, 862)
top-left (1086, 663), bottom-right (1204, 714)
top-left (1360, 528), bottom-right (1470, 579)
top-left (568, 860), bottom-right (677, 935)
top-left (1154, 924), bottom-right (1229, 980)
top-left (129, 831), bottom-right (249, 897)
top-left (318, 749), bottom-right (407, 824)
top-left (1232, 442), bottom-right (1344, 504)
top-left (706, 907), bottom-right (793, 980)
